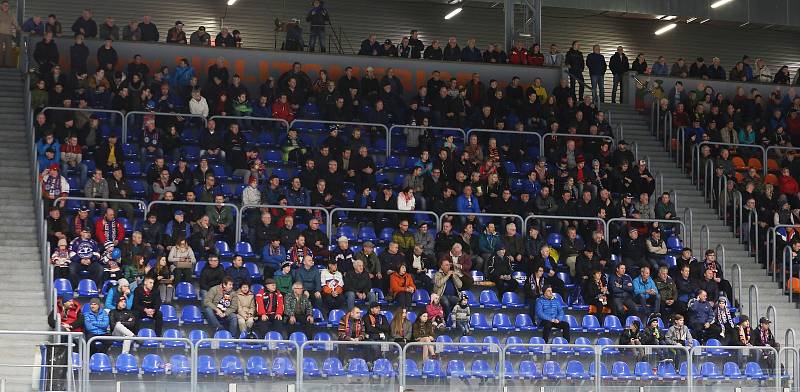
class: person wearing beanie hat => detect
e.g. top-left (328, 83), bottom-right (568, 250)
top-left (274, 261), bottom-right (294, 294)
top-left (711, 296), bottom-right (736, 344)
top-left (50, 237), bottom-right (72, 280)
top-left (262, 238), bottom-right (287, 280)
top-left (487, 246), bottom-right (516, 294)
top-left (105, 277), bottom-right (134, 310)
top-left (451, 294), bottom-right (472, 336)
top-left (108, 293), bottom-right (137, 354)
top-left (41, 161), bottom-right (70, 204)
top-left (641, 313), bottom-right (666, 345)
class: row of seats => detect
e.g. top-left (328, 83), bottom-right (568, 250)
top-left (87, 352), bottom-right (772, 381)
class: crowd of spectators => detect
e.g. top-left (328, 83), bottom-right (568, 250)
top-left (24, 2), bottom-right (795, 373)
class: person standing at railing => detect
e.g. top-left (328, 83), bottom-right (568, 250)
top-left (586, 44), bottom-right (606, 104)
top-left (306, 0), bottom-right (329, 53)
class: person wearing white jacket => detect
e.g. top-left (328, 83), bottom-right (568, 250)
top-left (397, 187), bottom-right (416, 211)
top-left (189, 89), bottom-right (209, 118)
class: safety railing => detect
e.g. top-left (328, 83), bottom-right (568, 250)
top-left (524, 214), bottom-right (608, 243)
top-left (603, 343), bottom-right (691, 390)
top-left (208, 114), bottom-right (289, 131)
top-left (438, 212), bottom-right (525, 234)
top-left (290, 119), bottom-right (390, 157)
top-left (749, 284), bottom-right (760, 323)
top-left (692, 141), bottom-right (768, 179)
top-left (468, 128), bottom-right (541, 149)
top-left (766, 145), bottom-right (800, 163)
top-left (689, 345), bottom-right (779, 391)
top-left (403, 341), bottom-right (501, 390)
top-left (147, 200), bottom-right (242, 243)
top-left (766, 305), bottom-right (778, 333)
top-left (328, 207), bottom-right (439, 240)
top-left (0, 330), bottom-right (84, 392)
top-left (197, 337), bottom-right (299, 391)
top-left (605, 217), bottom-right (688, 250)
top-left (732, 191), bottom-right (743, 240)
top-left (540, 132), bottom-right (614, 158)
top-left (682, 208), bottom-right (694, 248)
top-left (767, 224), bottom-right (799, 282)
top-left (392, 124), bottom-right (466, 143)
top-left (124, 111), bottom-right (208, 142)
top-left (699, 225), bottom-right (710, 252)
top-left (717, 174), bottom-right (729, 220)
top-left (238, 204), bottom-right (331, 239)
top-left (780, 345), bottom-right (799, 392)
top-left (53, 196), bottom-right (147, 211)
top-left (731, 263), bottom-right (742, 308)
top-left (783, 246), bottom-right (794, 303)
top-left (41, 107), bottom-right (125, 134)
top-left (716, 243), bottom-right (726, 275)
top-left (302, 340), bottom-right (401, 390)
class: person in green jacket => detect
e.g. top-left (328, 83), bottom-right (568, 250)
top-left (206, 194), bottom-right (234, 243)
top-left (275, 261), bottom-right (293, 294)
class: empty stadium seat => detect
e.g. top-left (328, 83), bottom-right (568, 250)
top-left (603, 315), bottom-right (624, 333)
top-left (514, 314), bottom-right (536, 332)
top-left (565, 360), bottom-right (589, 380)
top-left (411, 289), bottom-right (430, 306)
top-left (542, 361), bottom-right (564, 380)
top-left (213, 330), bottom-right (237, 349)
top-left (115, 353), bottom-right (139, 374)
top-left (141, 354), bottom-right (165, 375)
top-left (723, 362), bottom-right (744, 380)
top-left (301, 358), bottom-right (322, 378)
top-left (581, 314), bottom-right (603, 332)
top-left (161, 304), bottom-right (178, 323)
top-left (89, 353), bottom-right (112, 373)
top-left (137, 328), bottom-right (159, 348)
top-left (611, 361), bottom-right (635, 380)
top-left (174, 282), bottom-right (198, 300)
top-left (322, 357), bottom-right (346, 377)
top-left (180, 305), bottom-right (204, 324)
top-left (634, 361), bottom-right (656, 380)
top-left (422, 359), bottom-right (446, 378)
top-left (373, 358), bottom-right (396, 377)
top-left (347, 358), bottom-right (371, 377)
top-left (404, 359), bottom-right (421, 378)
top-left (447, 359), bottom-right (469, 378)
top-left (469, 313), bottom-right (491, 331)
top-left (501, 291), bottom-right (524, 308)
top-left (169, 355), bottom-right (192, 375)
top-left (162, 329), bottom-right (185, 348)
top-left (220, 355), bottom-right (244, 376)
top-left (196, 355), bottom-right (217, 376)
top-left (479, 290), bottom-right (501, 308)
top-left (76, 279), bottom-right (99, 297)
top-left (492, 313), bottom-right (514, 331)
top-left (519, 360), bottom-right (542, 380)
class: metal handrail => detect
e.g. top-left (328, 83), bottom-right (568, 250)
top-left (606, 217), bottom-right (689, 263)
top-left (766, 145), bottom-right (800, 162)
top-left (540, 132), bottom-right (614, 157)
top-left (730, 263), bottom-right (742, 308)
top-left (147, 200), bottom-right (242, 242)
top-left (392, 124), bottom-right (466, 142)
top-left (524, 214), bottom-right (608, 243)
top-left (41, 106), bottom-right (124, 124)
top-left (650, 97), bottom-right (659, 137)
top-left (766, 305), bottom-right (778, 334)
top-left (699, 225), bottom-right (710, 252)
top-left (693, 141), bottom-right (768, 179)
top-left (290, 119), bottom-right (390, 157)
top-left (690, 345), bottom-right (779, 390)
top-left (53, 196), bottom-right (147, 211)
top-left (437, 212), bottom-right (526, 235)
top-left (302, 339), bottom-right (401, 390)
top-left (663, 108), bottom-right (672, 147)
top-left (783, 246), bottom-right (794, 303)
top-left (238, 204), bottom-right (332, 239)
top-left (403, 341), bottom-right (502, 390)
top-left (732, 191), bottom-right (742, 240)
top-left (669, 189), bottom-right (678, 212)
top-left (124, 110), bottom-right (208, 142)
top-left (683, 208), bottom-right (693, 248)
top-left (329, 207), bottom-right (439, 239)
top-left (779, 346), bottom-right (799, 391)
top-left (716, 243), bottom-right (726, 275)
top-left (0, 331), bottom-right (84, 392)
top-left (748, 284), bottom-right (759, 324)
top-left (746, 209), bottom-right (759, 261)
top-left (208, 114), bottom-right (289, 130)
top-left (718, 174), bottom-right (728, 219)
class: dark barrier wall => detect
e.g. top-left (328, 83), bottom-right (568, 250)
top-left (623, 71), bottom-right (796, 108)
top-left (39, 38), bottom-right (564, 98)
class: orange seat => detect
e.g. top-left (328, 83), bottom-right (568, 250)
top-left (731, 156), bottom-right (746, 169)
top-left (765, 174), bottom-right (779, 185)
top-left (670, 139), bottom-right (678, 150)
top-left (768, 159), bottom-right (780, 171)
top-left (735, 172), bottom-right (744, 183)
top-left (789, 277), bottom-right (800, 294)
top-left (747, 157), bottom-right (763, 169)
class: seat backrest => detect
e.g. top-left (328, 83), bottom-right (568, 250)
top-left (634, 361), bottom-right (652, 375)
top-left (701, 362), bottom-right (719, 375)
top-left (519, 360), bottom-right (538, 375)
top-left (612, 361), bottom-right (631, 375)
top-left (566, 360), bottom-right (585, 375)
top-left (582, 314), bottom-right (600, 327)
top-left (492, 313), bottom-right (511, 326)
top-left (723, 362), bottom-right (741, 375)
top-left (543, 360), bottom-right (561, 375)
top-left (515, 314), bottom-right (533, 327)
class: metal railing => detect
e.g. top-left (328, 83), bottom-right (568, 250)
top-left (524, 214), bottom-right (608, 243)
top-left (438, 212), bottom-right (525, 234)
top-left (692, 142), bottom-right (768, 180)
top-left (124, 111), bottom-right (208, 142)
top-left (699, 225), bottom-right (710, 252)
top-left (209, 114), bottom-right (289, 131)
top-left (783, 246), bottom-right (794, 303)
top-left (746, 209), bottom-right (759, 261)
top-left (730, 263), bottom-right (742, 308)
top-left (682, 208), bottom-right (694, 248)
top-left (605, 217), bottom-right (688, 249)
top-left (766, 305), bottom-right (778, 333)
top-left (749, 284), bottom-right (760, 323)
top-left (392, 124), bottom-right (466, 143)
top-left (147, 200), bottom-right (242, 243)
top-left (540, 132), bottom-right (614, 158)
top-left (716, 243), bottom-right (726, 275)
top-left (689, 345), bottom-right (779, 391)
top-left (780, 345), bottom-right (799, 392)
top-left (328, 207), bottom-right (439, 239)
top-left (40, 106), bottom-right (125, 131)
top-left (238, 204), bottom-right (332, 238)
top-left (402, 341), bottom-right (500, 390)
top-left (290, 119), bottom-right (390, 157)
top-left (0, 330), bottom-right (84, 392)
top-left (767, 224), bottom-right (799, 282)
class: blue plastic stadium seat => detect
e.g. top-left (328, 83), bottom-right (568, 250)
top-left (235, 241), bottom-right (256, 258)
top-left (547, 233), bottom-right (562, 248)
top-left (162, 329), bottom-right (185, 348)
top-left (214, 330), bottom-right (237, 349)
top-left (469, 313), bottom-right (491, 331)
top-left (447, 360), bottom-right (469, 378)
top-left (358, 226), bottom-right (377, 242)
top-left (128, 179), bottom-right (146, 198)
top-left (551, 337), bottom-right (572, 354)
top-left (590, 362), bottom-right (609, 379)
top-left (515, 314), bottom-right (536, 332)
top-left (519, 360), bottom-right (542, 380)
top-left (463, 290), bottom-right (479, 307)
top-left (137, 328), bottom-right (159, 348)
top-left (411, 289), bottom-right (430, 306)
top-left (328, 309), bottom-right (345, 326)
top-left (744, 362), bottom-right (767, 381)
top-left (273, 358), bottom-right (296, 378)
top-left (180, 305), bottom-right (204, 324)
top-left (404, 359), bottom-right (421, 378)
top-left (581, 314), bottom-right (603, 332)
top-left (492, 313), bottom-right (514, 332)
top-left (220, 355), bottom-right (244, 376)
top-left (322, 357), bottom-right (346, 377)
top-left (372, 358), bottom-right (396, 377)
top-left (77, 279), bottom-right (99, 297)
top-left (188, 329), bottom-right (210, 349)
top-left (244, 262), bottom-right (262, 281)
top-left (529, 336), bottom-right (546, 354)
top-left (666, 236), bottom-right (682, 251)
top-left (701, 362), bottom-right (724, 380)
top-left (458, 335), bottom-right (481, 354)
top-left (406, 311), bottom-right (417, 323)
top-left (497, 360), bottom-right (516, 379)
top-left (679, 362), bottom-right (701, 380)
top-left (436, 335), bottom-right (456, 354)
top-left (634, 361), bottom-right (656, 380)
top-left (505, 336), bottom-right (527, 355)
top-left (723, 362), bottom-right (744, 380)
top-left (566, 360), bottom-right (589, 380)
top-left (142, 354), bottom-right (165, 375)
top-left (161, 304), bottom-right (178, 323)
top-left (196, 355), bottom-right (217, 376)
top-left (479, 290), bottom-right (501, 308)
top-left (597, 337), bottom-right (620, 355)
top-left (573, 337), bottom-right (595, 355)
top-left (54, 279), bottom-right (73, 296)
top-left (215, 240), bottom-right (233, 259)
top-left (625, 315), bottom-right (642, 328)
top-left (501, 292), bottom-right (524, 308)
top-left (115, 353), bottom-right (139, 374)
top-left (347, 358), bottom-right (371, 377)
top-left (612, 361), bottom-right (635, 380)
top-left (658, 361), bottom-right (680, 380)
top-left (422, 359), bottom-right (446, 378)
top-left (301, 358), bottom-right (321, 377)
top-left (704, 338), bottom-right (730, 356)
top-left (564, 314), bottom-right (580, 331)
top-left (169, 354), bottom-right (191, 375)
top-left (174, 282), bottom-right (198, 300)
top-left (89, 353), bottom-right (112, 373)
top-left (542, 360), bottom-right (564, 380)
top-left (604, 315), bottom-right (623, 333)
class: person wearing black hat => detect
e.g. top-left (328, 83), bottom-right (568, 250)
top-left (753, 317), bottom-right (779, 371)
top-left (364, 301), bottom-right (390, 342)
top-left (621, 226), bottom-right (647, 271)
top-left (487, 246), bottom-right (516, 294)
top-left (166, 21), bottom-right (186, 44)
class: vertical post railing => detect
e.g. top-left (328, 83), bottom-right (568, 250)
top-left (766, 305), bottom-right (778, 333)
top-left (747, 209), bottom-right (759, 261)
top-left (748, 284), bottom-right (759, 323)
top-left (730, 263), bottom-right (742, 309)
top-left (238, 204), bottom-right (331, 241)
top-left (785, 246), bottom-right (794, 303)
top-left (716, 243), bottom-right (726, 275)
top-left (328, 207), bottom-right (440, 240)
top-left (147, 200), bottom-right (242, 243)
top-left (699, 225), bottom-right (710, 251)
top-left (683, 208), bottom-right (693, 249)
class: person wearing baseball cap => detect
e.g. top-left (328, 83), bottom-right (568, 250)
top-left (166, 21), bottom-right (187, 44)
top-left (753, 316), bottom-right (780, 369)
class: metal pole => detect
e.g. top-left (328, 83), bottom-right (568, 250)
top-left (730, 264), bottom-right (742, 307)
top-left (504, 0), bottom-right (514, 53)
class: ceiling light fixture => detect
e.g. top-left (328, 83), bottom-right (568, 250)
top-left (444, 7), bottom-right (463, 20)
top-left (685, 17), bottom-right (697, 23)
top-left (654, 23), bottom-right (677, 35)
top-left (662, 15), bottom-right (677, 20)
top-left (654, 15), bottom-right (666, 19)
top-left (699, 18), bottom-right (711, 24)
top-left (710, 0), bottom-right (734, 8)
top-left (227, 0), bottom-right (237, 5)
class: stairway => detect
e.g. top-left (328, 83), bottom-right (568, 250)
top-left (0, 68), bottom-right (51, 391)
top-left (603, 102), bottom-right (798, 341)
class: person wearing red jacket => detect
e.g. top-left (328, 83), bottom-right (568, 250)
top-left (48, 293), bottom-right (84, 333)
top-left (527, 43), bottom-right (545, 66)
top-left (95, 207), bottom-right (125, 245)
top-left (253, 279), bottom-right (285, 338)
top-left (508, 41), bottom-right (528, 65)
top-left (778, 167), bottom-right (800, 205)
top-left (271, 94), bottom-right (295, 123)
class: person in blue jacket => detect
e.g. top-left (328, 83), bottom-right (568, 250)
top-left (456, 185), bottom-right (481, 226)
top-left (172, 58), bottom-right (196, 89)
top-left (688, 289), bottom-right (716, 343)
top-left (535, 285), bottom-right (571, 343)
top-left (104, 278), bottom-right (134, 310)
top-left (262, 237), bottom-right (286, 279)
top-left (608, 263), bottom-right (638, 319)
top-left (84, 298), bottom-right (110, 354)
top-left (632, 266), bottom-right (660, 316)
top-left (292, 255), bottom-right (322, 309)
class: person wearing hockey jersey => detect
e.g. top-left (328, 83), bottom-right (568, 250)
top-left (320, 259), bottom-right (345, 312)
top-left (95, 207), bottom-right (125, 246)
top-left (100, 241), bottom-right (123, 281)
top-left (69, 227), bottom-right (103, 287)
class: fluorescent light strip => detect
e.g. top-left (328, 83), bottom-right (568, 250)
top-left (686, 17), bottom-right (697, 23)
top-left (444, 7), bottom-right (462, 19)
top-left (710, 0), bottom-right (734, 8)
top-left (227, 0), bottom-right (237, 5)
top-left (654, 15), bottom-right (666, 19)
top-left (662, 15), bottom-right (677, 20)
top-left (654, 23), bottom-right (677, 35)
top-left (699, 18), bottom-right (711, 24)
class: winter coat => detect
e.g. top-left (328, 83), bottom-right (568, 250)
top-left (535, 295), bottom-right (565, 322)
top-left (83, 309), bottom-right (109, 335)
